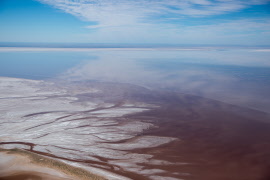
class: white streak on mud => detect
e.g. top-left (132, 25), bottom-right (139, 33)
top-left (0, 77), bottom-right (178, 179)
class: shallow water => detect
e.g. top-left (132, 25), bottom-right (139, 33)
top-left (1, 47), bottom-right (270, 112)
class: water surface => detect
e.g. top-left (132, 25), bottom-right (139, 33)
top-left (1, 47), bottom-right (270, 113)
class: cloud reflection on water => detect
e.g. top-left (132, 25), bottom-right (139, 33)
top-left (60, 48), bottom-right (270, 113)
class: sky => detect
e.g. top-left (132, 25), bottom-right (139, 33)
top-left (0, 0), bottom-right (270, 45)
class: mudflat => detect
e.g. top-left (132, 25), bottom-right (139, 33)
top-left (1, 77), bottom-right (270, 180)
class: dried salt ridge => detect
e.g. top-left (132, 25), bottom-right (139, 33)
top-left (0, 77), bottom-right (178, 180)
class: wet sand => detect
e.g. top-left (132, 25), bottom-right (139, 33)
top-left (0, 149), bottom-right (106, 180)
top-left (0, 173), bottom-right (56, 180)
top-left (0, 173), bottom-right (71, 180)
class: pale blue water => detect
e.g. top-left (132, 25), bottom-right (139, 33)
top-left (0, 51), bottom-right (96, 79)
top-left (0, 47), bottom-right (270, 113)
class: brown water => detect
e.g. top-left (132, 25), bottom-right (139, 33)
top-left (1, 82), bottom-right (270, 180)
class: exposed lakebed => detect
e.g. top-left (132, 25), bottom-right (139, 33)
top-left (1, 77), bottom-right (270, 180)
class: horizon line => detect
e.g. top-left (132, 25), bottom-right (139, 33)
top-left (1, 47), bottom-right (270, 52)
top-left (1, 42), bottom-right (270, 48)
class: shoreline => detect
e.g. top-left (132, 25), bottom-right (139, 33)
top-left (0, 148), bottom-right (106, 180)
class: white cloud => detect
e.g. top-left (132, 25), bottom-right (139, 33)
top-left (76, 18), bottom-right (270, 44)
top-left (36, 0), bottom-right (270, 44)
top-left (37, 0), bottom-right (270, 24)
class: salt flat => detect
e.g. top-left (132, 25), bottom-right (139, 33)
top-left (0, 77), bottom-right (177, 180)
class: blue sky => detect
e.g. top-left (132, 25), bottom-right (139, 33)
top-left (0, 0), bottom-right (270, 45)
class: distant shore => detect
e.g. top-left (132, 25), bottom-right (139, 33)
top-left (1, 46), bottom-right (269, 52)
top-left (0, 46), bottom-right (223, 52)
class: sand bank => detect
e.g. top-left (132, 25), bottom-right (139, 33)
top-left (0, 149), bottom-right (106, 180)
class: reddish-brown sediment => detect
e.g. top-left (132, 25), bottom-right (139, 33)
top-left (1, 78), bottom-right (270, 180)
top-left (127, 92), bottom-right (270, 180)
